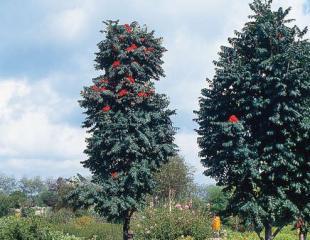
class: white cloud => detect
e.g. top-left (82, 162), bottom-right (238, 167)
top-left (0, 0), bottom-right (308, 183)
top-left (0, 79), bottom-right (86, 177)
top-left (45, 7), bottom-right (88, 41)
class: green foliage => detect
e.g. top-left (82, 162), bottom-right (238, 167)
top-left (39, 190), bottom-right (58, 207)
top-left (65, 175), bottom-right (100, 211)
top-left (19, 176), bottom-right (46, 197)
top-left (9, 191), bottom-right (28, 208)
top-left (154, 155), bottom-right (195, 201)
top-left (52, 177), bottom-right (75, 209)
top-left (79, 20), bottom-right (177, 222)
top-left (46, 209), bottom-right (76, 225)
top-left (205, 185), bottom-right (229, 214)
top-left (132, 207), bottom-right (212, 240)
top-left (0, 193), bottom-right (12, 217)
top-left (195, 0), bottom-right (310, 237)
top-left (53, 220), bottom-right (122, 240)
top-left (0, 216), bottom-right (80, 240)
top-left (225, 225), bottom-right (297, 240)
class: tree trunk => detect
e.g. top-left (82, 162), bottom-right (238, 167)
top-left (169, 187), bottom-right (172, 212)
top-left (299, 229), bottom-right (308, 240)
top-left (265, 224), bottom-right (272, 240)
top-left (299, 232), bottom-right (305, 240)
top-left (123, 210), bottom-right (133, 240)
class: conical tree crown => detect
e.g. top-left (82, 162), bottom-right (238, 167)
top-left (80, 21), bottom-right (177, 220)
top-left (196, 0), bottom-right (310, 231)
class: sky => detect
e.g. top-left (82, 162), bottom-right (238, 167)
top-left (0, 0), bottom-right (309, 184)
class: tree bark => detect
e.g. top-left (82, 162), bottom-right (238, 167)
top-left (299, 229), bottom-right (307, 240)
top-left (299, 232), bottom-right (305, 240)
top-left (264, 224), bottom-right (272, 240)
top-left (123, 210), bottom-right (133, 240)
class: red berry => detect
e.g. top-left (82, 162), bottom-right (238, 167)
top-left (124, 24), bottom-right (132, 33)
top-left (138, 91), bottom-right (147, 97)
top-left (126, 76), bottom-right (135, 84)
top-left (100, 87), bottom-right (107, 92)
top-left (111, 171), bottom-right (118, 179)
top-left (118, 89), bottom-right (128, 97)
top-left (126, 44), bottom-right (137, 52)
top-left (91, 85), bottom-right (100, 92)
top-left (102, 105), bottom-right (111, 112)
top-left (112, 60), bottom-right (121, 68)
top-left (228, 115), bottom-right (239, 123)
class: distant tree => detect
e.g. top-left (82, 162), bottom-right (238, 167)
top-left (39, 190), bottom-right (58, 208)
top-left (79, 20), bottom-right (177, 240)
top-left (19, 177), bottom-right (46, 205)
top-left (65, 175), bottom-right (100, 211)
top-left (195, 1), bottom-right (310, 239)
top-left (53, 177), bottom-right (74, 209)
top-left (9, 191), bottom-right (28, 208)
top-left (154, 155), bottom-right (194, 201)
top-left (0, 193), bottom-right (11, 217)
top-left (205, 185), bottom-right (229, 215)
top-left (0, 174), bottom-right (17, 194)
top-left (19, 177), bottom-right (46, 197)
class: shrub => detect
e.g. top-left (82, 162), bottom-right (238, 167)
top-left (21, 207), bottom-right (35, 217)
top-left (225, 226), bottom-right (297, 240)
top-left (0, 216), bottom-right (80, 240)
top-left (53, 221), bottom-right (122, 240)
top-left (176, 236), bottom-right (194, 240)
top-left (46, 208), bottom-right (75, 224)
top-left (0, 194), bottom-right (11, 217)
top-left (132, 207), bottom-right (212, 240)
top-left (74, 215), bottom-right (95, 227)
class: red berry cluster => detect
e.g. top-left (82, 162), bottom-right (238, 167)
top-left (91, 23), bottom-right (156, 113)
top-left (228, 115), bottom-right (239, 123)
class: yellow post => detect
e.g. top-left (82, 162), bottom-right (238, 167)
top-left (212, 215), bottom-right (221, 238)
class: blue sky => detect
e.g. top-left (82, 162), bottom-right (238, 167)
top-left (0, 0), bottom-right (309, 183)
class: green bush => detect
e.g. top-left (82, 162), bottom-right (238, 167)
top-left (0, 194), bottom-right (12, 217)
top-left (21, 207), bottom-right (35, 217)
top-left (53, 221), bottom-right (122, 240)
top-left (0, 216), bottom-right (80, 240)
top-left (132, 207), bottom-right (212, 240)
top-left (46, 208), bottom-right (75, 224)
top-left (225, 226), bottom-right (298, 240)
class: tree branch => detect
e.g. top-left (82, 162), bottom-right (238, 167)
top-left (255, 230), bottom-right (264, 240)
top-left (272, 225), bottom-right (284, 238)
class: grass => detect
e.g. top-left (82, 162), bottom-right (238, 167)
top-left (53, 222), bottom-right (298, 240)
top-left (225, 226), bottom-right (298, 240)
top-left (52, 222), bottom-right (122, 240)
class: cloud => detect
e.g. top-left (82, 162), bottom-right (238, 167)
top-left (0, 0), bottom-right (308, 183)
top-left (45, 7), bottom-right (88, 41)
top-left (0, 79), bottom-right (87, 177)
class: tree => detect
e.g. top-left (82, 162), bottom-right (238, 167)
top-left (52, 177), bottom-right (75, 209)
top-left (195, 1), bottom-right (310, 240)
top-left (0, 174), bottom-right (17, 194)
top-left (65, 175), bottom-right (101, 211)
top-left (154, 155), bottom-right (194, 201)
top-left (19, 176), bottom-right (46, 205)
top-left (0, 193), bottom-right (11, 217)
top-left (39, 190), bottom-right (58, 208)
top-left (205, 185), bottom-right (229, 215)
top-left (9, 191), bottom-right (28, 208)
top-left (79, 20), bottom-right (177, 240)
